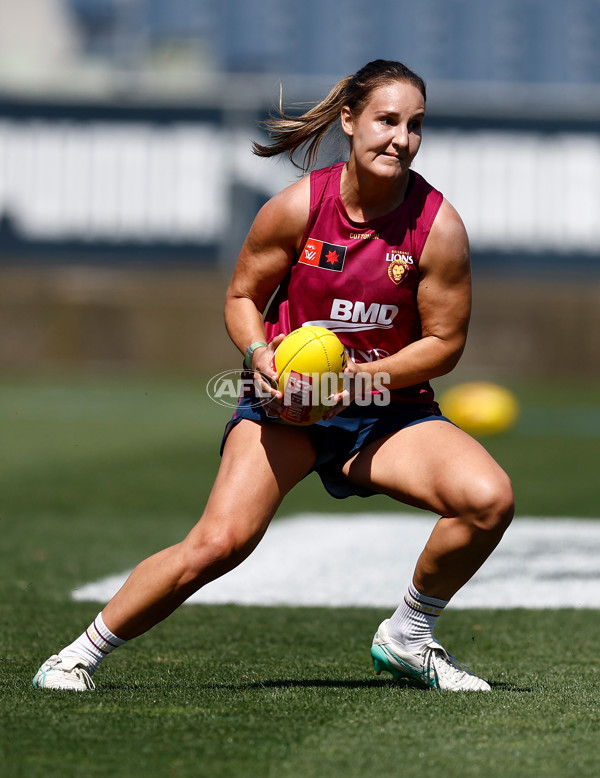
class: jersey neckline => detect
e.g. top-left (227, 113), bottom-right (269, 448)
top-left (332, 163), bottom-right (416, 229)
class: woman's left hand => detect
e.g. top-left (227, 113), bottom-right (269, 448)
top-left (322, 355), bottom-right (361, 420)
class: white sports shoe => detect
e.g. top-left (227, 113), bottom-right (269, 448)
top-left (371, 619), bottom-right (491, 692)
top-left (33, 654), bottom-right (95, 691)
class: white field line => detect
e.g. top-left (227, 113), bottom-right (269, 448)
top-left (71, 514), bottom-right (600, 609)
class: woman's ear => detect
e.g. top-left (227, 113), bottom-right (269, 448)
top-left (340, 105), bottom-right (353, 137)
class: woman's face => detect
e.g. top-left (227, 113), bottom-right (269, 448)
top-left (341, 80), bottom-right (425, 181)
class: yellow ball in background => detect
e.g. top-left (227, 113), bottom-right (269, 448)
top-left (439, 382), bottom-right (519, 436)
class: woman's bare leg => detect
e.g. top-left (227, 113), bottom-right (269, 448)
top-left (102, 420), bottom-right (317, 639)
top-left (342, 419), bottom-right (514, 600)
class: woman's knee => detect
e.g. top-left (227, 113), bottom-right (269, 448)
top-left (461, 471), bottom-right (515, 534)
top-left (179, 526), bottom-right (253, 587)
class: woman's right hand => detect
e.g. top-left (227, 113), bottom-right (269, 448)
top-left (250, 334), bottom-right (286, 416)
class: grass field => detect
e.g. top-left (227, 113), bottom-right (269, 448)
top-left (1, 373), bottom-right (600, 777)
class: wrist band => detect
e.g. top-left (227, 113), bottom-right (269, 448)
top-left (244, 341), bottom-right (267, 369)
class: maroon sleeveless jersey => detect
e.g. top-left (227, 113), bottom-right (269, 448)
top-left (264, 162), bottom-right (444, 406)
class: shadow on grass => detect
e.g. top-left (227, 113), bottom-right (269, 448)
top-left (236, 678), bottom-right (414, 690)
top-left (488, 681), bottom-right (532, 693)
top-left (97, 677), bottom-right (420, 692)
top-left (98, 677), bottom-right (532, 693)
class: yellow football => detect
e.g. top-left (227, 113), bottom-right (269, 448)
top-left (273, 326), bottom-right (347, 425)
top-left (439, 382), bottom-right (519, 436)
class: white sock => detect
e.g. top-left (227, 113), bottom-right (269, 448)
top-left (387, 582), bottom-right (449, 653)
top-left (59, 612), bottom-right (127, 674)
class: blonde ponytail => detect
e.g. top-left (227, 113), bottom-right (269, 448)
top-left (252, 76), bottom-right (352, 172)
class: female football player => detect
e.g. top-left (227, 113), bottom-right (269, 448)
top-left (34, 60), bottom-right (513, 692)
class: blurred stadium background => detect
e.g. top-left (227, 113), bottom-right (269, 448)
top-left (0, 0), bottom-right (599, 378)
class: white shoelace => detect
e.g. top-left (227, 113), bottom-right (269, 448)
top-left (425, 644), bottom-right (473, 684)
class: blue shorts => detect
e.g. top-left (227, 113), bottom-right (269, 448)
top-left (222, 396), bottom-right (448, 500)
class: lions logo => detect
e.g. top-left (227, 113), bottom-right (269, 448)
top-left (387, 259), bottom-right (409, 285)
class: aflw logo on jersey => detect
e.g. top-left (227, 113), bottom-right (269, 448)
top-left (299, 237), bottom-right (347, 272)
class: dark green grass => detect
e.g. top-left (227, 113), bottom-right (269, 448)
top-left (1, 375), bottom-right (599, 777)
